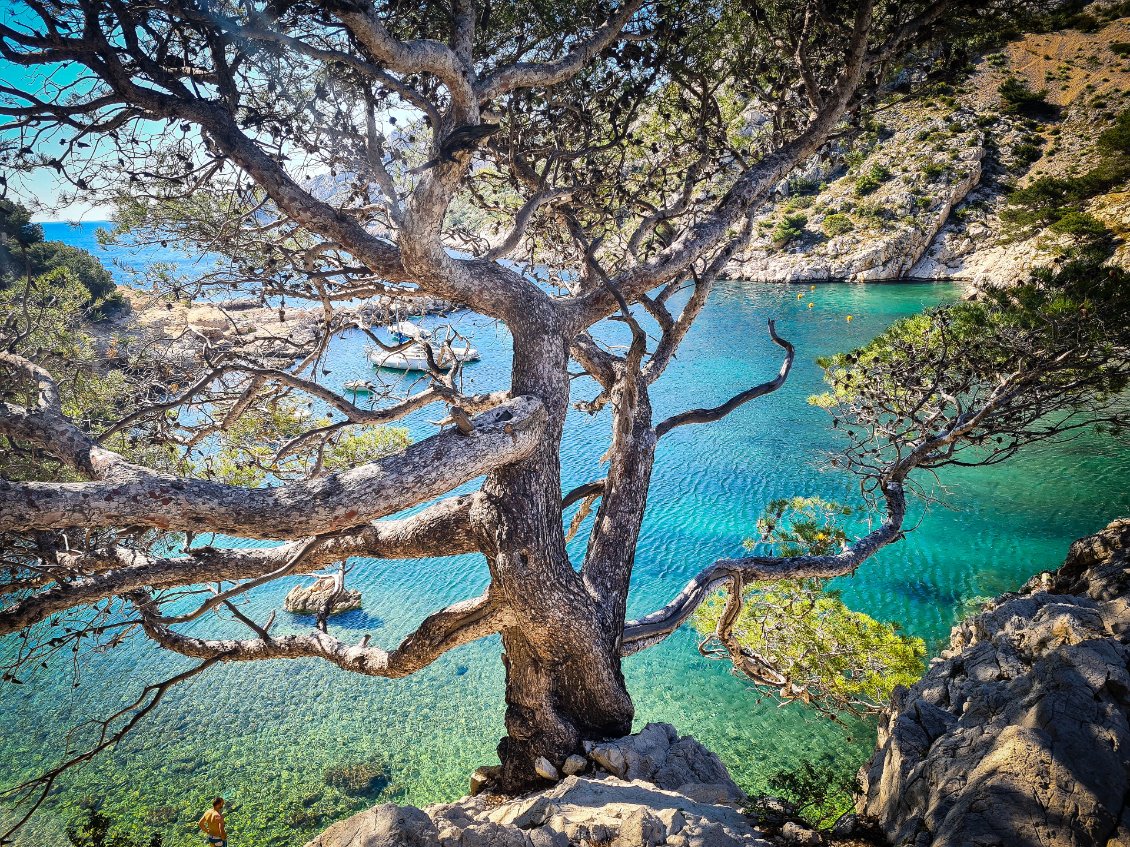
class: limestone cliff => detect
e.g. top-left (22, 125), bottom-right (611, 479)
top-left (724, 10), bottom-right (1130, 285)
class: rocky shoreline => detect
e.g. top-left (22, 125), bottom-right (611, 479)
top-left (858, 517), bottom-right (1130, 847)
top-left (305, 723), bottom-right (774, 847)
top-left (98, 286), bottom-right (455, 368)
top-left (303, 517), bottom-right (1130, 847)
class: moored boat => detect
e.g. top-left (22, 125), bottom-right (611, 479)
top-left (367, 321), bottom-right (480, 371)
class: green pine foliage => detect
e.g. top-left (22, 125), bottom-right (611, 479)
top-left (762, 756), bottom-right (860, 828)
top-left (998, 77), bottom-right (1051, 116)
top-left (0, 269), bottom-right (138, 483)
top-left (692, 497), bottom-right (926, 714)
top-left (772, 213), bottom-right (808, 246)
top-left (821, 213), bottom-right (854, 237)
top-left (1002, 107), bottom-right (1130, 244)
top-left (0, 200), bottom-right (116, 302)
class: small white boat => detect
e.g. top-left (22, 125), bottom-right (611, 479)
top-left (344, 380), bottom-right (375, 394)
top-left (389, 320), bottom-right (428, 342)
top-left (367, 321), bottom-right (479, 372)
top-left (367, 342), bottom-right (479, 371)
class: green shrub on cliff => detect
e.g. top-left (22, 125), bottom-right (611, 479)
top-left (1002, 107), bottom-right (1130, 244)
top-left (853, 163), bottom-right (891, 196)
top-left (762, 755), bottom-right (860, 828)
top-left (772, 213), bottom-right (808, 246)
top-left (998, 77), bottom-right (1050, 116)
top-left (822, 213), bottom-right (854, 237)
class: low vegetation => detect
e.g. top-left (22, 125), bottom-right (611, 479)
top-left (1002, 107), bottom-right (1130, 248)
top-left (853, 163), bottom-right (891, 196)
top-left (821, 213), bottom-right (854, 237)
top-left (998, 77), bottom-right (1053, 117)
top-left (772, 213), bottom-right (808, 247)
top-left (761, 756), bottom-right (861, 829)
top-left (0, 200), bottom-right (117, 306)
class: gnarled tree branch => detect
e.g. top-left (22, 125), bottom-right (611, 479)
top-left (134, 588), bottom-right (508, 679)
top-left (0, 397), bottom-right (545, 538)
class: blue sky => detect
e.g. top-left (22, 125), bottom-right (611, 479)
top-left (1, 1), bottom-right (423, 223)
top-left (2, 3), bottom-right (115, 220)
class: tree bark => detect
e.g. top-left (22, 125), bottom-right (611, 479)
top-left (472, 314), bottom-right (634, 787)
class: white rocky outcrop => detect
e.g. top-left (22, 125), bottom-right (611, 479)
top-left (283, 576), bottom-right (363, 616)
top-left (723, 104), bottom-right (986, 283)
top-left (724, 16), bottom-right (1130, 287)
top-left (304, 723), bottom-right (770, 847)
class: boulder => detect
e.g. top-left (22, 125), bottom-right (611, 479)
top-left (304, 803), bottom-right (439, 847)
top-left (778, 821), bottom-right (822, 846)
top-left (469, 766), bottom-right (498, 797)
top-left (858, 518), bottom-right (1130, 847)
top-left (284, 575), bottom-right (362, 616)
top-left (533, 756), bottom-right (559, 782)
top-left (586, 722), bottom-right (745, 805)
top-left (307, 724), bottom-right (768, 847)
top-left (561, 754), bottom-right (587, 776)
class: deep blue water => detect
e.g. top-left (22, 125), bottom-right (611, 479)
top-left (2, 225), bottom-right (1128, 846)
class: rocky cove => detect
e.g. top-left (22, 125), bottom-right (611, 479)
top-left (2, 4), bottom-right (1130, 847)
top-left (305, 518), bottom-right (1130, 847)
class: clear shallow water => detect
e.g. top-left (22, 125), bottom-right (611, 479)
top-left (3, 228), bottom-right (1129, 846)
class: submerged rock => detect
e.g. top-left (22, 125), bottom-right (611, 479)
top-left (858, 517), bottom-right (1130, 847)
top-left (305, 723), bottom-right (769, 847)
top-left (284, 576), bottom-right (362, 616)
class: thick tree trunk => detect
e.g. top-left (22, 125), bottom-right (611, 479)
top-left (497, 623), bottom-right (632, 787)
top-left (473, 314), bottom-right (635, 789)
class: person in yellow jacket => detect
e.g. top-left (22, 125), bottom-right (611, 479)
top-left (198, 797), bottom-right (228, 847)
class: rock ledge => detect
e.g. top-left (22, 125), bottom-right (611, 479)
top-left (858, 517), bottom-right (1130, 847)
top-left (305, 723), bottom-right (771, 847)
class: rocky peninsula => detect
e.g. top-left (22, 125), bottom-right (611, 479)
top-left (724, 16), bottom-right (1130, 286)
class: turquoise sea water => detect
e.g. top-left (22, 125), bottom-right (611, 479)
top-left (3, 226), bottom-right (1129, 846)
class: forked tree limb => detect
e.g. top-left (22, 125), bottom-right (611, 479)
top-left (474, 0), bottom-right (647, 101)
top-left (622, 364), bottom-right (1043, 655)
top-left (570, 0), bottom-right (879, 323)
top-left (697, 572), bottom-right (793, 690)
top-left (0, 495), bottom-right (481, 636)
top-left (133, 588), bottom-right (508, 678)
top-left (620, 479), bottom-right (907, 655)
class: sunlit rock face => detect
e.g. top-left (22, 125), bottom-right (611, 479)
top-left (859, 518), bottom-right (1130, 847)
top-left (304, 722), bottom-right (773, 847)
top-left (283, 577), bottom-right (363, 616)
